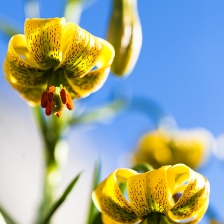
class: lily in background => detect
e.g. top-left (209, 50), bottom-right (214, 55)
top-left (4, 17), bottom-right (115, 117)
top-left (92, 163), bottom-right (210, 224)
top-left (132, 128), bottom-right (214, 170)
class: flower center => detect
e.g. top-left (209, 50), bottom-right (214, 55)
top-left (41, 85), bottom-right (74, 117)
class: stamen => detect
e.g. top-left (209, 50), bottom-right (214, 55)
top-left (48, 86), bottom-right (56, 93)
top-left (48, 92), bottom-right (54, 102)
top-left (45, 102), bottom-right (52, 116)
top-left (41, 91), bottom-right (48, 108)
top-left (66, 93), bottom-right (74, 110)
top-left (56, 111), bottom-right (62, 117)
top-left (48, 86), bottom-right (55, 102)
top-left (40, 85), bottom-right (74, 117)
top-left (60, 88), bottom-right (67, 104)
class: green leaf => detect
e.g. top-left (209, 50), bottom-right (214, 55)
top-left (0, 205), bottom-right (18, 224)
top-left (91, 212), bottom-right (103, 224)
top-left (40, 172), bottom-right (82, 224)
top-left (0, 20), bottom-right (20, 38)
top-left (132, 163), bottom-right (154, 173)
top-left (64, 0), bottom-right (84, 24)
top-left (86, 159), bottom-right (102, 224)
top-left (0, 212), bottom-right (7, 224)
top-left (69, 100), bottom-right (126, 126)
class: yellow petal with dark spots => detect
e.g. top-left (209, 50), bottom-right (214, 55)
top-left (92, 168), bottom-right (140, 224)
top-left (25, 18), bottom-right (65, 69)
top-left (58, 22), bottom-right (114, 80)
top-left (57, 23), bottom-right (93, 75)
top-left (92, 164), bottom-right (209, 224)
top-left (64, 37), bottom-right (115, 98)
top-left (4, 34), bottom-right (47, 85)
top-left (6, 34), bottom-right (42, 69)
top-left (4, 57), bottom-right (47, 87)
top-left (168, 164), bottom-right (210, 223)
top-left (127, 166), bottom-right (172, 219)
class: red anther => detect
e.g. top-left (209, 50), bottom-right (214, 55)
top-left (56, 111), bottom-right (62, 117)
top-left (48, 86), bottom-right (56, 93)
top-left (66, 93), bottom-right (74, 110)
top-left (60, 88), bottom-right (67, 104)
top-left (48, 92), bottom-right (54, 102)
top-left (41, 91), bottom-right (48, 108)
top-left (45, 102), bottom-right (52, 116)
top-left (47, 86), bottom-right (55, 102)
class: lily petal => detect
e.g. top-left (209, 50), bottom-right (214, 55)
top-left (127, 166), bottom-right (173, 219)
top-left (4, 34), bottom-right (46, 87)
top-left (93, 164), bottom-right (209, 224)
top-left (168, 164), bottom-right (210, 223)
top-left (64, 38), bottom-right (114, 98)
top-left (58, 23), bottom-right (98, 77)
top-left (92, 168), bottom-right (139, 224)
top-left (25, 18), bottom-right (65, 69)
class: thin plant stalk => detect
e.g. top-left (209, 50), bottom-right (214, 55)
top-left (32, 107), bottom-right (69, 224)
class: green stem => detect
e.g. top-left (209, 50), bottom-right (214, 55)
top-left (32, 107), bottom-right (68, 224)
top-left (146, 213), bottom-right (161, 224)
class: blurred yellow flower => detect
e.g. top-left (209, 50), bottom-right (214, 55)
top-left (92, 164), bottom-right (210, 224)
top-left (107, 0), bottom-right (142, 76)
top-left (4, 18), bottom-right (114, 117)
top-left (132, 128), bottom-right (214, 169)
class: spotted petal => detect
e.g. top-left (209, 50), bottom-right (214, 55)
top-left (4, 34), bottom-right (47, 104)
top-left (25, 18), bottom-right (65, 69)
top-left (168, 164), bottom-right (210, 223)
top-left (127, 166), bottom-right (173, 219)
top-left (57, 23), bottom-right (97, 77)
top-left (64, 38), bottom-right (114, 98)
top-left (55, 22), bottom-right (114, 98)
top-left (92, 168), bottom-right (140, 224)
top-left (92, 164), bottom-right (209, 224)
top-left (4, 34), bottom-right (46, 84)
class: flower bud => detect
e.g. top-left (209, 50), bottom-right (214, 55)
top-left (107, 0), bottom-right (142, 76)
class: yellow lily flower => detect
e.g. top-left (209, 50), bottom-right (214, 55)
top-left (4, 18), bottom-right (115, 117)
top-left (92, 164), bottom-right (210, 224)
top-left (132, 128), bottom-right (213, 169)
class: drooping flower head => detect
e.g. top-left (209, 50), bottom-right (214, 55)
top-left (4, 18), bottom-right (115, 117)
top-left (132, 128), bottom-right (214, 169)
top-left (92, 164), bottom-right (210, 224)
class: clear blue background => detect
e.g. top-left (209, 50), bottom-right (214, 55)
top-left (0, 0), bottom-right (224, 223)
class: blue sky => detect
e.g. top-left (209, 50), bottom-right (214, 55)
top-left (0, 0), bottom-right (224, 223)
